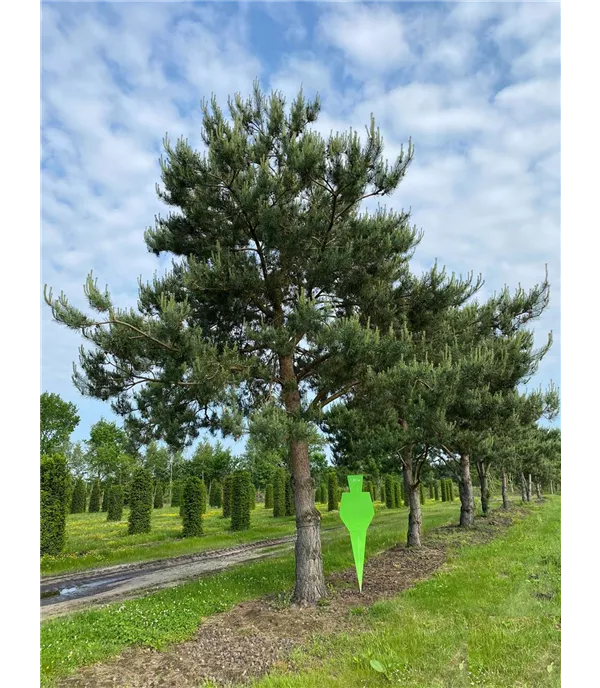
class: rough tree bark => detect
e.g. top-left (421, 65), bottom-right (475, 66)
top-left (520, 472), bottom-right (528, 502)
top-left (501, 471), bottom-right (509, 510)
top-left (279, 355), bottom-right (327, 606)
top-left (458, 453), bottom-right (475, 527)
top-left (476, 461), bottom-right (490, 515)
top-left (402, 449), bottom-right (422, 547)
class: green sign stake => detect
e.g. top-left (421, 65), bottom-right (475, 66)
top-left (339, 474), bottom-right (375, 592)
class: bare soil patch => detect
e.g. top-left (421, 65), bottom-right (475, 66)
top-left (58, 509), bottom-right (523, 688)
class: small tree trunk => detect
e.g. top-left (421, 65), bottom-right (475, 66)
top-left (520, 472), bottom-right (527, 502)
top-left (476, 461), bottom-right (489, 514)
top-left (501, 471), bottom-right (509, 510)
top-left (458, 453), bottom-right (475, 527)
top-left (508, 473), bottom-right (514, 494)
top-left (536, 482), bottom-right (542, 500)
top-left (402, 453), bottom-right (421, 547)
top-left (550, 479), bottom-right (554, 494)
top-left (528, 473), bottom-right (533, 502)
top-left (280, 355), bottom-right (326, 606)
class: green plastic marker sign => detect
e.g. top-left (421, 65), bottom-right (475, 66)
top-left (339, 474), bottom-right (375, 592)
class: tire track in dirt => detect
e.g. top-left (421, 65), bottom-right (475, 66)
top-left (41, 526), bottom-right (345, 620)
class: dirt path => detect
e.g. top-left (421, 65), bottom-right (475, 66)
top-left (41, 528), bottom-right (344, 620)
top-left (57, 510), bottom-right (525, 688)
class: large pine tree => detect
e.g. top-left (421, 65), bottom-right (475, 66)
top-left (44, 83), bottom-right (423, 605)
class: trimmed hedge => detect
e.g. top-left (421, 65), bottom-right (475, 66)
top-left (88, 479), bottom-right (101, 513)
top-left (397, 480), bottom-right (404, 508)
top-left (222, 474), bottom-right (233, 518)
top-left (70, 477), bottom-right (87, 514)
top-left (182, 477), bottom-right (204, 537)
top-left (249, 482), bottom-right (257, 510)
top-left (285, 475), bottom-right (295, 516)
top-left (153, 482), bottom-right (163, 509)
top-left (327, 471), bottom-right (339, 512)
top-left (107, 484), bottom-right (124, 521)
top-left (265, 482), bottom-right (274, 509)
top-left (128, 467), bottom-right (153, 535)
top-left (231, 470), bottom-right (251, 531)
top-left (41, 454), bottom-right (69, 556)
top-left (272, 468), bottom-right (286, 518)
top-left (384, 475), bottom-right (394, 509)
top-left (171, 482), bottom-right (183, 507)
top-left (101, 481), bottom-right (110, 511)
top-left (209, 481), bottom-right (223, 508)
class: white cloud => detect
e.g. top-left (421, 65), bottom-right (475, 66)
top-left (318, 4), bottom-right (411, 73)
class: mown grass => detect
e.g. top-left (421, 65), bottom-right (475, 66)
top-left (40, 499), bottom-right (461, 685)
top-left (42, 501), bottom-right (343, 576)
top-left (249, 497), bottom-right (561, 688)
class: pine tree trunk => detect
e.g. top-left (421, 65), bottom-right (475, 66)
top-left (476, 461), bottom-right (489, 515)
top-left (501, 471), bottom-right (509, 510)
top-left (402, 454), bottom-right (421, 547)
top-left (279, 355), bottom-right (326, 606)
top-left (520, 472), bottom-right (528, 502)
top-left (528, 473), bottom-right (533, 502)
top-left (458, 453), bottom-right (475, 527)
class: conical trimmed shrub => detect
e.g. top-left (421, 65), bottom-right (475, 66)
top-left (273, 468), bottom-right (286, 517)
top-left (434, 481), bottom-right (440, 500)
top-left (222, 474), bottom-right (233, 518)
top-left (265, 482), bottom-right (274, 509)
top-left (285, 475), bottom-right (295, 516)
top-left (171, 482), bottom-right (183, 507)
top-left (396, 480), bottom-right (404, 508)
top-left (182, 476), bottom-right (204, 537)
top-left (107, 484), bottom-right (124, 521)
top-left (231, 470), bottom-right (251, 531)
top-left (209, 481), bottom-right (222, 508)
top-left (89, 479), bottom-right (101, 513)
top-left (70, 477), bottom-right (86, 514)
top-left (249, 482), bottom-right (257, 510)
top-left (419, 482), bottom-right (425, 505)
top-left (41, 454), bottom-right (69, 556)
top-left (328, 471), bottom-right (339, 512)
top-left (128, 468), bottom-right (153, 535)
top-left (154, 482), bottom-right (163, 509)
top-left (385, 475), bottom-right (394, 509)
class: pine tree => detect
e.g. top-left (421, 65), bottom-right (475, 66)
top-left (107, 484), bottom-right (124, 521)
top-left (328, 471), bottom-right (339, 512)
top-left (153, 481), bottom-right (163, 509)
top-left (285, 474), bottom-right (296, 516)
top-left (70, 477), bottom-right (87, 514)
top-left (88, 479), bottom-right (101, 512)
top-left (273, 468), bottom-right (286, 518)
top-left (45, 83), bottom-right (422, 605)
top-left (182, 476), bottom-right (204, 537)
top-left (231, 470), bottom-right (251, 531)
top-left (222, 474), bottom-right (233, 518)
top-left (128, 467), bottom-right (153, 535)
top-left (265, 482), bottom-right (274, 509)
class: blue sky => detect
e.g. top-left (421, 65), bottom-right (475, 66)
top-left (41, 1), bottom-right (561, 456)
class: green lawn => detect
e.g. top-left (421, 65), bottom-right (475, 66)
top-left (42, 502), bottom-right (344, 576)
top-left (250, 497), bottom-right (561, 688)
top-left (41, 499), bottom-right (462, 685)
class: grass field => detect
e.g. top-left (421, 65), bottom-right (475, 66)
top-left (251, 497), bottom-right (561, 688)
top-left (41, 499), bottom-right (463, 685)
top-left (41, 501), bottom-right (344, 576)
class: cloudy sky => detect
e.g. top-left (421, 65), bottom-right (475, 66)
top-left (41, 0), bottom-right (561, 454)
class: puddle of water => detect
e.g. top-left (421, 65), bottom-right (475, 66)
top-left (60, 586), bottom-right (79, 596)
